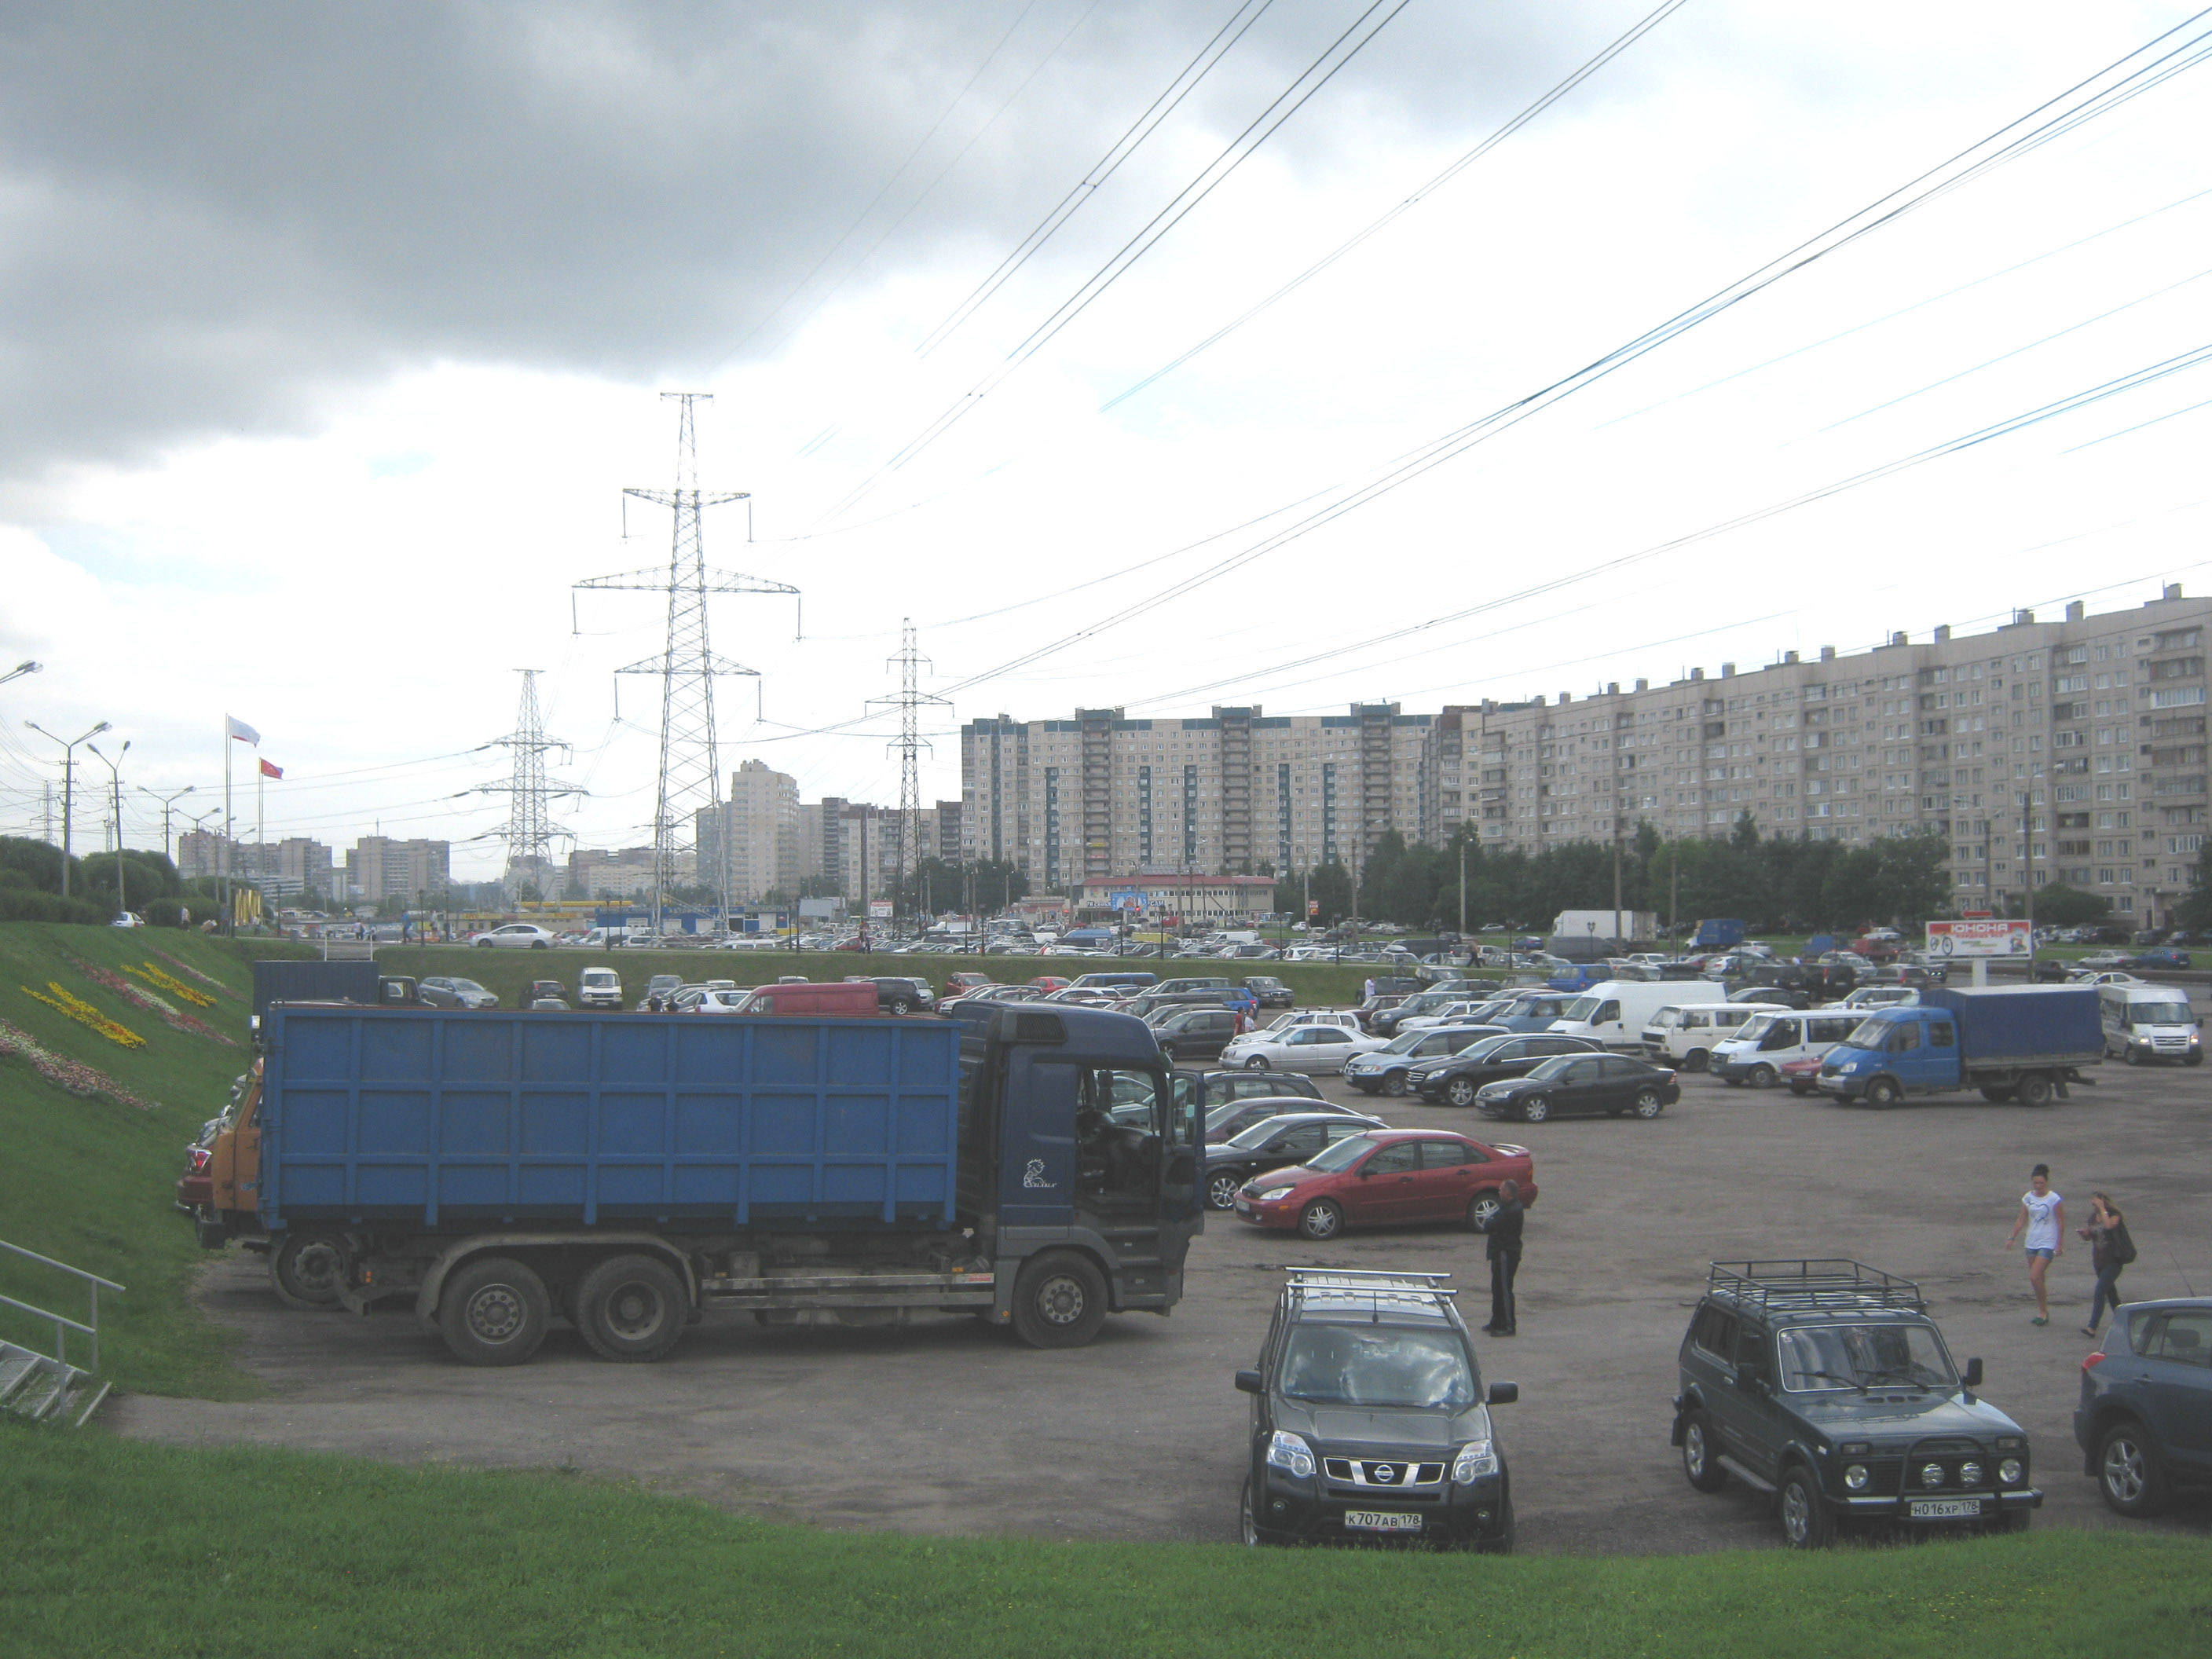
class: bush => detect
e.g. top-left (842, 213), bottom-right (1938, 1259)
top-left (0, 887), bottom-right (110, 925)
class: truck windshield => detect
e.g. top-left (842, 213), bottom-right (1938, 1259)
top-left (1651, 1008), bottom-right (1684, 1029)
top-left (1280, 1324), bottom-right (1477, 1409)
top-left (2130, 1000), bottom-right (2194, 1025)
top-left (1564, 995), bottom-right (1601, 1021)
top-left (1842, 1016), bottom-right (1892, 1049)
top-left (1776, 1324), bottom-right (1957, 1392)
top-left (1734, 1014), bottom-right (1778, 1043)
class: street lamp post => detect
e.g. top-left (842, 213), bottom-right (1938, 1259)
top-left (0, 661), bottom-right (42, 687)
top-left (137, 783), bottom-right (196, 868)
top-left (86, 739), bottom-right (131, 917)
top-left (24, 719), bottom-right (109, 898)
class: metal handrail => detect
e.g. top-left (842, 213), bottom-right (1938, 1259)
top-left (0, 1240), bottom-right (123, 1375)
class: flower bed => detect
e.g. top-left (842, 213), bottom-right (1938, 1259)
top-left (69, 957), bottom-right (237, 1046)
top-left (0, 1016), bottom-right (159, 1109)
top-left (22, 981), bottom-right (146, 1049)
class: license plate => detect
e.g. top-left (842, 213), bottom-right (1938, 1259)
top-left (1343, 1511), bottom-right (1423, 1533)
top-left (1907, 1498), bottom-right (1982, 1520)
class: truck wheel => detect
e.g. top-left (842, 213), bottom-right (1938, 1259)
top-left (2125, 1046), bottom-right (2147, 1067)
top-left (1298, 1199), bottom-right (1345, 1241)
top-left (1777, 1465), bottom-right (1834, 1549)
top-left (1864, 1077), bottom-right (1902, 1108)
top-left (574, 1254), bottom-right (687, 1362)
top-left (1682, 1049), bottom-right (1709, 1073)
top-left (1011, 1251), bottom-right (1108, 1349)
top-left (1206, 1170), bottom-right (1244, 1210)
top-left (2187, 1050), bottom-right (2204, 1068)
top-left (1747, 1064), bottom-right (1778, 1089)
top-left (2016, 1073), bottom-right (2056, 1106)
top-left (440, 1256), bottom-right (551, 1367)
top-left (1681, 1411), bottom-right (1728, 1492)
top-left (2097, 1420), bottom-right (2169, 1516)
top-left (269, 1232), bottom-right (348, 1309)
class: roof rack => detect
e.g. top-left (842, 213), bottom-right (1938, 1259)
top-left (1282, 1268), bottom-right (1456, 1324)
top-left (1708, 1260), bottom-right (1925, 1313)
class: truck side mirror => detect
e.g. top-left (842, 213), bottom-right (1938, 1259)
top-left (1961, 1357), bottom-right (1983, 1388)
top-left (1487, 1381), bottom-right (1518, 1405)
top-left (1234, 1369), bottom-right (1263, 1394)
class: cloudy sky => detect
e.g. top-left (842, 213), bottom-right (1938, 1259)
top-left (3, 0), bottom-right (2208, 879)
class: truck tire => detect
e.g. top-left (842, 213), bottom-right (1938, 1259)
top-left (1747, 1064), bottom-right (1778, 1090)
top-left (573, 1254), bottom-right (687, 1362)
top-left (1680, 1411), bottom-right (1728, 1492)
top-left (1864, 1077), bottom-right (1902, 1108)
top-left (269, 1232), bottom-right (348, 1309)
top-left (1010, 1251), bottom-right (1108, 1349)
top-left (440, 1256), bottom-right (551, 1367)
top-left (1682, 1049), bottom-right (1709, 1073)
top-left (1777, 1464), bottom-right (1834, 1549)
top-left (2016, 1073), bottom-right (2056, 1106)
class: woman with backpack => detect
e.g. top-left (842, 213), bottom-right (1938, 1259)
top-left (2080, 1192), bottom-right (2137, 1339)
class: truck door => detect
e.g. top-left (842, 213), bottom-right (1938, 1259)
top-left (1885, 1016), bottom-right (1928, 1090)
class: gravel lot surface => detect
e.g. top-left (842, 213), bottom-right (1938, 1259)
top-left (120, 1001), bottom-right (2212, 1553)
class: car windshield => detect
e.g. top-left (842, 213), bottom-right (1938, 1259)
top-left (1279, 1324), bottom-right (1477, 1410)
top-left (1302, 1133), bottom-right (1384, 1173)
top-left (1380, 1030), bottom-right (1433, 1054)
top-left (1452, 1035), bottom-right (1513, 1062)
top-left (1776, 1323), bottom-right (1957, 1392)
top-left (452, 980), bottom-right (487, 994)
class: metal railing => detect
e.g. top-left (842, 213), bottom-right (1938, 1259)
top-left (0, 1240), bottom-right (124, 1375)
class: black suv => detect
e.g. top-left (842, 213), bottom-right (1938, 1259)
top-left (1408, 1034), bottom-right (1599, 1106)
top-left (847, 976), bottom-right (936, 1015)
top-left (1237, 1269), bottom-right (1518, 1549)
top-left (1672, 1261), bottom-right (2039, 1547)
top-left (2074, 1298), bottom-right (2212, 1516)
top-left (1153, 1006), bottom-right (1241, 1063)
top-left (1242, 975), bottom-right (1295, 1009)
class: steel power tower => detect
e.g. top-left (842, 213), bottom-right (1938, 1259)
top-left (574, 394), bottom-right (797, 932)
top-left (474, 669), bottom-right (580, 899)
top-left (867, 620), bottom-right (950, 932)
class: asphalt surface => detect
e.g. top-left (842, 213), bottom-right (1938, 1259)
top-left (119, 1002), bottom-right (2212, 1554)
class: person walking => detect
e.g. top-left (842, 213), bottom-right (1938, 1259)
top-left (2079, 1192), bottom-right (2136, 1339)
top-left (2003, 1163), bottom-right (2064, 1326)
top-left (1478, 1178), bottom-right (1525, 1336)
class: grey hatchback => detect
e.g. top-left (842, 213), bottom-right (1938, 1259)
top-left (2074, 1298), bottom-right (2212, 1516)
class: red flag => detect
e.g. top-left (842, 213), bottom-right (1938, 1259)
top-left (258, 759), bottom-right (283, 779)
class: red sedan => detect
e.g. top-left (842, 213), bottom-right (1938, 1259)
top-left (1231, 1127), bottom-right (1537, 1243)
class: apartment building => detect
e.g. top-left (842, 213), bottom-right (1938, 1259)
top-left (694, 759), bottom-right (801, 904)
top-left (345, 837), bottom-right (452, 904)
top-left (174, 833), bottom-right (333, 895)
top-left (960, 705), bottom-right (1433, 888)
top-left (1450, 586), bottom-right (2206, 923)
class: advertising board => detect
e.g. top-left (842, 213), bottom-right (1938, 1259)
top-left (1926, 918), bottom-right (2032, 958)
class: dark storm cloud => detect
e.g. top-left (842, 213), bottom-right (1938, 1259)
top-left (0, 0), bottom-right (1628, 478)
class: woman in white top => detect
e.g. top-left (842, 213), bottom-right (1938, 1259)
top-left (2003, 1163), bottom-right (2064, 1326)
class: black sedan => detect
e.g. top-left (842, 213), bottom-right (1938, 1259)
top-left (1205, 1096), bottom-right (1374, 1143)
top-left (1408, 1034), bottom-right (1602, 1107)
top-left (1202, 1111), bottom-right (1386, 1210)
top-left (1473, 1053), bottom-right (1680, 1122)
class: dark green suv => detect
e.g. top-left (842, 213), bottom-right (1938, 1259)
top-left (1236, 1269), bottom-right (1518, 1549)
top-left (1671, 1262), bottom-right (2040, 1547)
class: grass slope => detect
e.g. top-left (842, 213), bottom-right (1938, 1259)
top-left (0, 925), bottom-right (310, 1398)
top-left (4, 1425), bottom-right (2207, 1659)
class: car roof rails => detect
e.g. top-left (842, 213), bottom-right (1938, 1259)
top-left (1282, 1268), bottom-right (1458, 1324)
top-left (1706, 1259), bottom-right (1925, 1314)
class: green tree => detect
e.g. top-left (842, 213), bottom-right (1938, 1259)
top-left (2176, 836), bottom-right (2212, 930)
top-left (2031, 882), bottom-right (2113, 927)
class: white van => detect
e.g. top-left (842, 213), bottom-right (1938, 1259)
top-left (577, 966), bottom-right (624, 1009)
top-left (1641, 1002), bottom-right (1782, 1071)
top-left (1710, 1009), bottom-right (1866, 1086)
top-left (1551, 980), bottom-right (1720, 1051)
top-left (2097, 983), bottom-right (2203, 1066)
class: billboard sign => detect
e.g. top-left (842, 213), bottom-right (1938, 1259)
top-left (1111, 891), bottom-right (1144, 912)
top-left (1925, 918), bottom-right (2032, 958)
top-left (868, 899), bottom-right (894, 920)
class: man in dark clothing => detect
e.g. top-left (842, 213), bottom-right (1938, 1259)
top-left (1478, 1179), bottom-right (1525, 1335)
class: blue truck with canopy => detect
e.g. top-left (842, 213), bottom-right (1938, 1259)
top-left (1814, 985), bottom-right (2102, 1106)
top-left (203, 1000), bottom-right (1201, 1364)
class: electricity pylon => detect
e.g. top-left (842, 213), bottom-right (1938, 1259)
top-left (573, 394), bottom-right (797, 932)
top-left (867, 620), bottom-right (950, 932)
top-left (473, 669), bottom-right (580, 899)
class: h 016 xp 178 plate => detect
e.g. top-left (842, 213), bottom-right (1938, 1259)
top-left (1907, 1497), bottom-right (1981, 1520)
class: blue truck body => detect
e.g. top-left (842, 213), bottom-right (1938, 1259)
top-left (1815, 984), bottom-right (2101, 1105)
top-left (243, 1002), bottom-right (1200, 1363)
top-left (1691, 919), bottom-right (1747, 949)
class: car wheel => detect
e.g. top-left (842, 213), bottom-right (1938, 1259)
top-left (1245, 1056), bottom-right (1270, 1071)
top-left (889, 998), bottom-right (914, 1015)
top-left (2187, 1050), bottom-right (2205, 1068)
top-left (1010, 1251), bottom-right (1108, 1349)
top-left (2125, 1045), bottom-right (2146, 1067)
top-left (1519, 1094), bottom-right (1549, 1123)
top-left (1864, 1077), bottom-right (1902, 1108)
top-left (1205, 1171), bottom-right (1244, 1211)
top-left (530, 939), bottom-right (548, 948)
top-left (1777, 1465), bottom-right (1834, 1549)
top-left (1748, 1064), bottom-right (1778, 1089)
top-left (269, 1231), bottom-right (348, 1309)
top-left (573, 1254), bottom-right (687, 1362)
top-left (1382, 1071), bottom-right (1410, 1098)
top-left (1444, 1078), bottom-right (1478, 1108)
top-left (1789, 1082), bottom-right (1814, 1097)
top-left (1296, 1199), bottom-right (1343, 1241)
top-left (1632, 1089), bottom-right (1666, 1119)
top-left (1682, 1048), bottom-right (1709, 1073)
top-left (2016, 1072), bottom-right (2056, 1106)
top-left (440, 1256), bottom-right (551, 1367)
top-left (1240, 1476), bottom-right (1280, 1546)
top-left (474, 938), bottom-right (493, 947)
top-left (1466, 1191), bottom-right (1501, 1231)
top-left (1681, 1411), bottom-right (1729, 1492)
top-left (2097, 1420), bottom-right (2170, 1516)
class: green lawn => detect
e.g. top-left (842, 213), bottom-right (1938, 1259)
top-left (0, 924), bottom-right (309, 1398)
top-left (3, 1424), bottom-right (2205, 1659)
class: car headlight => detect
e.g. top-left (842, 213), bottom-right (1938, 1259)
top-left (1844, 1463), bottom-right (1870, 1491)
top-left (1452, 1439), bottom-right (1498, 1482)
top-left (1257, 1186), bottom-right (1295, 1202)
top-left (1998, 1459), bottom-right (2023, 1485)
top-left (1266, 1430), bottom-right (1315, 1478)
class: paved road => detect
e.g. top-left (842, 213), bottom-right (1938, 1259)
top-left (120, 1031), bottom-right (2212, 1553)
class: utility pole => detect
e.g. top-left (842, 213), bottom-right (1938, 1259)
top-left (1612, 819), bottom-right (1624, 952)
top-left (1669, 840), bottom-right (1679, 934)
top-left (472, 668), bottom-right (581, 903)
top-left (1457, 834), bottom-right (1467, 938)
top-left (137, 784), bottom-right (196, 869)
top-left (86, 739), bottom-right (130, 914)
top-left (2020, 790), bottom-right (2037, 975)
top-left (867, 620), bottom-right (948, 941)
top-left (24, 720), bottom-right (108, 899)
top-left (573, 394), bottom-right (797, 937)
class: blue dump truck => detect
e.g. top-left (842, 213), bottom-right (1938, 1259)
top-left (207, 1001), bottom-right (1200, 1364)
top-left (1815, 985), bottom-right (2102, 1107)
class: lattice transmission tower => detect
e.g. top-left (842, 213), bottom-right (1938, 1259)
top-left (867, 620), bottom-right (950, 930)
top-left (574, 394), bottom-right (797, 929)
top-left (474, 668), bottom-right (580, 899)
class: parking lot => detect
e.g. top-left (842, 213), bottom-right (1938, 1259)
top-left (120, 1009), bottom-right (2211, 1554)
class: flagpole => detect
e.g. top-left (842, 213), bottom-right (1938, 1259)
top-left (222, 720), bottom-right (232, 936)
top-left (257, 764), bottom-right (265, 895)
